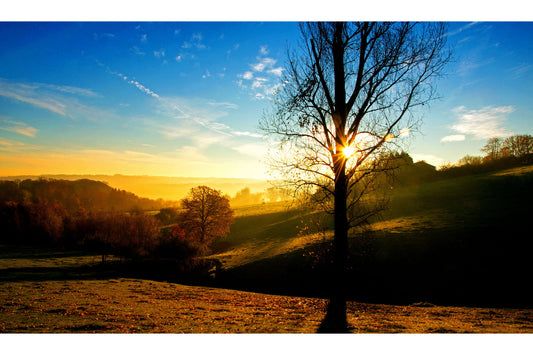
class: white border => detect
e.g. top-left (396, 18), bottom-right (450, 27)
top-left (2, 0), bottom-right (533, 21)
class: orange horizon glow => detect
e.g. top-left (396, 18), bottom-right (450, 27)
top-left (0, 149), bottom-right (267, 180)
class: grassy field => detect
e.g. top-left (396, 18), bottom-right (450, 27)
top-left (1, 166), bottom-right (533, 333)
top-left (1, 274), bottom-right (531, 333)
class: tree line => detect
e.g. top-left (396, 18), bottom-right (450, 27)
top-left (440, 134), bottom-right (533, 178)
top-left (229, 186), bottom-right (291, 206)
top-left (0, 183), bottom-right (233, 268)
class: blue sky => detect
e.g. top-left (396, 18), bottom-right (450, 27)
top-left (0, 21), bottom-right (532, 178)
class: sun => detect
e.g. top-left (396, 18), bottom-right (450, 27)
top-left (342, 146), bottom-right (356, 159)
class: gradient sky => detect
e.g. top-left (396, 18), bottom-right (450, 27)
top-left (1, 21), bottom-right (532, 179)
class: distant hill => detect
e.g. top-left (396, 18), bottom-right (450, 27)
top-left (0, 174), bottom-right (270, 200)
top-left (0, 178), bottom-right (178, 213)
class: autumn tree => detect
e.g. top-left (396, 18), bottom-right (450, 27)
top-left (261, 22), bottom-right (450, 331)
top-left (180, 186), bottom-right (234, 251)
top-left (502, 134), bottom-right (533, 157)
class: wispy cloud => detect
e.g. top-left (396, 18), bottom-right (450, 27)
top-left (252, 57), bottom-right (277, 72)
top-left (509, 63), bottom-right (533, 79)
top-left (0, 137), bottom-right (26, 151)
top-left (101, 64), bottom-right (261, 159)
top-left (93, 33), bottom-right (116, 40)
top-left (233, 131), bottom-right (263, 138)
top-left (156, 96), bottom-right (236, 137)
top-left (151, 96), bottom-right (265, 161)
top-left (456, 57), bottom-right (495, 76)
top-left (104, 66), bottom-right (160, 99)
top-left (207, 101), bottom-right (238, 110)
top-left (175, 145), bottom-right (209, 162)
top-left (241, 71), bottom-right (253, 80)
top-left (128, 80), bottom-right (159, 98)
top-left (232, 142), bottom-right (267, 159)
top-left (268, 67), bottom-right (284, 76)
top-left (182, 32), bottom-right (206, 50)
top-left (0, 119), bottom-right (38, 138)
top-left (0, 78), bottom-right (108, 120)
top-left (226, 43), bottom-right (240, 58)
top-left (447, 105), bottom-right (514, 140)
top-left (441, 135), bottom-right (466, 143)
top-left (130, 46), bottom-right (145, 56)
top-left (0, 85), bottom-right (66, 116)
top-left (445, 22), bottom-right (478, 37)
top-left (41, 84), bottom-right (97, 97)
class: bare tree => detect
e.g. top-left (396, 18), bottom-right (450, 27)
top-left (261, 22), bottom-right (450, 331)
top-left (458, 154), bottom-right (483, 166)
top-left (481, 137), bottom-right (504, 161)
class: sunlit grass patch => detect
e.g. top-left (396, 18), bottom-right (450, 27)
top-left (213, 230), bottom-right (333, 269)
top-left (491, 164), bottom-right (533, 176)
top-left (232, 201), bottom-right (294, 217)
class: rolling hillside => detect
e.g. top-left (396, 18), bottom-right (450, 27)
top-left (210, 165), bottom-right (533, 308)
top-left (0, 174), bottom-right (269, 201)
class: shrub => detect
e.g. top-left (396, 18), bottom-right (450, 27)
top-left (156, 224), bottom-right (206, 261)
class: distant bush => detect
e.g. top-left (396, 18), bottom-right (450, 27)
top-left (156, 224), bottom-right (206, 261)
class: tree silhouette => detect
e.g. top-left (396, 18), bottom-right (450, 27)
top-left (180, 186), bottom-right (234, 250)
top-left (261, 22), bottom-right (450, 332)
top-left (481, 137), bottom-right (504, 161)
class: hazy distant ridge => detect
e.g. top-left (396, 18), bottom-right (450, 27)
top-left (0, 174), bottom-right (269, 200)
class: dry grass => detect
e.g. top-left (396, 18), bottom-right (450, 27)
top-left (1, 278), bottom-right (531, 333)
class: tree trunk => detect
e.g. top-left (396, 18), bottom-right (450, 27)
top-left (319, 144), bottom-right (349, 333)
top-left (318, 22), bottom-right (351, 333)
